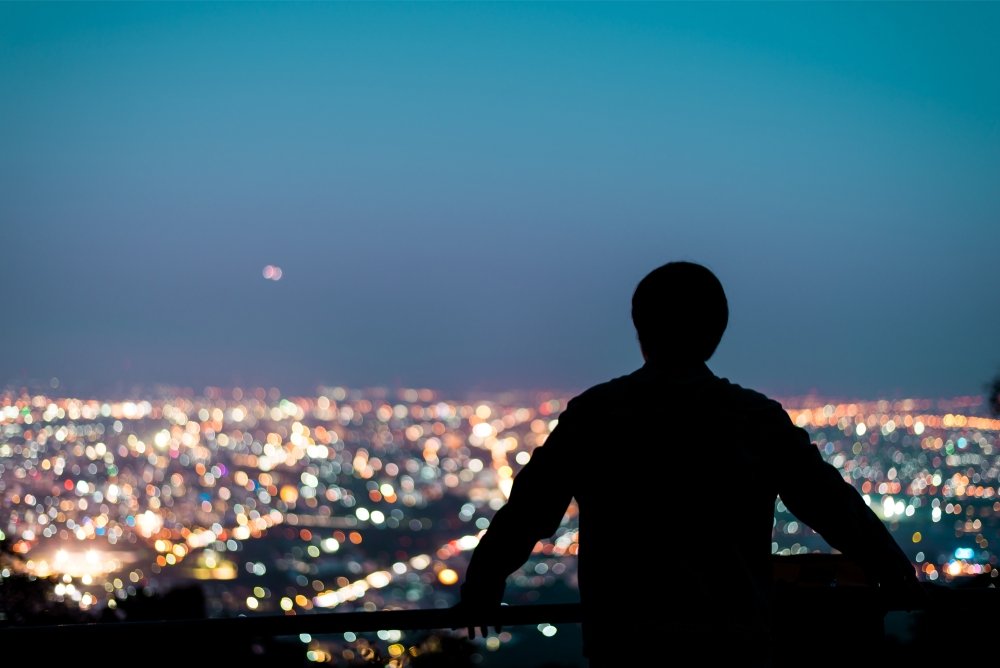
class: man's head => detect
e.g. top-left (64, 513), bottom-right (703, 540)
top-left (631, 261), bottom-right (728, 363)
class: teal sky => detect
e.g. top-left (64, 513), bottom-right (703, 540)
top-left (1, 2), bottom-right (998, 399)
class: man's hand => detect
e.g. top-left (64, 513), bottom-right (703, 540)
top-left (877, 565), bottom-right (928, 612)
top-left (455, 578), bottom-right (505, 639)
top-left (450, 600), bottom-right (502, 639)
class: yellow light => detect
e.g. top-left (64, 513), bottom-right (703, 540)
top-left (280, 485), bottom-right (299, 504)
top-left (438, 568), bottom-right (458, 586)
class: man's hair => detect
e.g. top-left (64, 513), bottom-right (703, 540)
top-left (631, 261), bottom-right (729, 362)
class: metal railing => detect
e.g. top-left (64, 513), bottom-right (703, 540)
top-left (0, 602), bottom-right (583, 641)
top-left (1, 578), bottom-right (997, 666)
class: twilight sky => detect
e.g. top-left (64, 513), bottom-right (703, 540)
top-left (2, 2), bottom-right (998, 399)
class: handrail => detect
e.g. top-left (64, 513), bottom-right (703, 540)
top-left (0, 602), bottom-right (583, 640)
top-left (1, 586), bottom-right (996, 641)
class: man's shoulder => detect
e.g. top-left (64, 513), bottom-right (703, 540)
top-left (566, 369), bottom-right (656, 413)
top-left (717, 377), bottom-right (783, 409)
top-left (564, 371), bottom-right (640, 409)
top-left (714, 377), bottom-right (797, 433)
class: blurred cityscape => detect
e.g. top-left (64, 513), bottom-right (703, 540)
top-left (1, 384), bottom-right (998, 663)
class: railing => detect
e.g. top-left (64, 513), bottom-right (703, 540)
top-left (2, 585), bottom-right (997, 666)
top-left (0, 602), bottom-right (583, 640)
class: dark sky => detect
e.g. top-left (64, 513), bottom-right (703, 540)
top-left (2, 3), bottom-right (998, 399)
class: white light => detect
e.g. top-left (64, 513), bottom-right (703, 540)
top-left (882, 496), bottom-right (895, 518)
top-left (456, 535), bottom-right (480, 551)
top-left (314, 591), bottom-right (340, 608)
top-left (366, 571), bottom-right (391, 588)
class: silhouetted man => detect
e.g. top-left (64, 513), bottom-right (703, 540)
top-left (459, 261), bottom-right (918, 666)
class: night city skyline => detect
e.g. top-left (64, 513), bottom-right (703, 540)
top-left (1, 382), bottom-right (997, 666)
top-left (3, 3), bottom-right (999, 398)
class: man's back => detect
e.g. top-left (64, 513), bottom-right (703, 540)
top-left (460, 262), bottom-right (916, 665)
top-left (566, 363), bottom-right (785, 642)
top-left (463, 361), bottom-right (914, 661)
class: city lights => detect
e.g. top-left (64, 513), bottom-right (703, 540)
top-left (0, 386), bottom-right (996, 638)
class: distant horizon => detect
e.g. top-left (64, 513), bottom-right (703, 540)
top-left (2, 375), bottom-right (994, 410)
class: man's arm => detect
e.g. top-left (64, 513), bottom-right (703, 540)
top-left (459, 403), bottom-right (577, 631)
top-left (771, 410), bottom-right (917, 587)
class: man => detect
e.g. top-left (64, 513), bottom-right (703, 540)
top-left (459, 261), bottom-right (919, 665)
